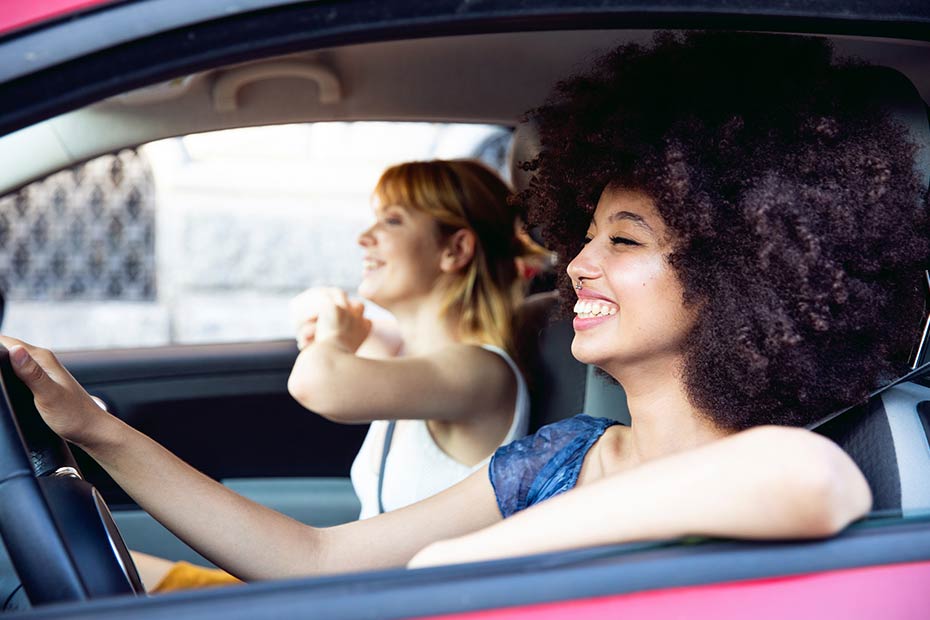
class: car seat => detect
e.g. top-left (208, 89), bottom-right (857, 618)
top-left (510, 63), bottom-right (930, 515)
top-left (811, 66), bottom-right (930, 515)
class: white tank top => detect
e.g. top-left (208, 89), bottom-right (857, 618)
top-left (349, 345), bottom-right (530, 519)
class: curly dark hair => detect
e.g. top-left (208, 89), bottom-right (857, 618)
top-left (519, 32), bottom-right (930, 430)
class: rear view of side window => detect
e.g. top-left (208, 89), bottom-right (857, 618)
top-left (0, 122), bottom-right (511, 350)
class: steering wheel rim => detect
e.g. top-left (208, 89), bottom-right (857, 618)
top-left (0, 346), bottom-right (143, 606)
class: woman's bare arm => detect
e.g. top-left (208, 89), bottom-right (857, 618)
top-left (288, 343), bottom-right (515, 424)
top-left (287, 291), bottom-right (516, 427)
top-left (410, 425), bottom-right (871, 567)
top-left (0, 337), bottom-right (502, 580)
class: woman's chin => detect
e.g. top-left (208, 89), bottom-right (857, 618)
top-left (357, 282), bottom-right (378, 302)
top-left (570, 340), bottom-right (608, 366)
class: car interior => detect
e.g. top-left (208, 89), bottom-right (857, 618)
top-left (1, 11), bottom-right (930, 615)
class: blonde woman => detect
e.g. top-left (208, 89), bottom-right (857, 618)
top-left (288, 160), bottom-right (532, 518)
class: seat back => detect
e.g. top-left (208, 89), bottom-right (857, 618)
top-left (816, 380), bottom-right (930, 515)
top-left (818, 66), bottom-right (930, 514)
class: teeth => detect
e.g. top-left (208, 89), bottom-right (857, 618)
top-left (573, 299), bottom-right (618, 318)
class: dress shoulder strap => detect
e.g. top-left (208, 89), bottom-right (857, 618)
top-left (377, 420), bottom-right (396, 515)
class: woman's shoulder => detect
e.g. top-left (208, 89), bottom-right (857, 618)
top-left (540, 414), bottom-right (618, 436)
top-left (489, 414), bottom-right (619, 517)
top-left (429, 342), bottom-right (522, 391)
top-left (424, 342), bottom-right (507, 364)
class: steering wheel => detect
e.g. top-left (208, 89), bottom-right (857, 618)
top-left (0, 346), bottom-right (144, 606)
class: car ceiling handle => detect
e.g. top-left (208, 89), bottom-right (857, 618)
top-left (211, 61), bottom-right (342, 111)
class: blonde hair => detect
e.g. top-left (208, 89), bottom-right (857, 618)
top-left (373, 160), bottom-right (531, 354)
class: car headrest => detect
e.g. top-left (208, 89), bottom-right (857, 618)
top-left (819, 67), bottom-right (930, 515)
top-left (508, 117), bottom-right (542, 194)
top-left (860, 66), bottom-right (930, 190)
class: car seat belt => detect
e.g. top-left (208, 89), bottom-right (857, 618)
top-left (807, 359), bottom-right (930, 431)
top-left (377, 420), bottom-right (396, 514)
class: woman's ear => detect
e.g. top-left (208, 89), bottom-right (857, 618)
top-left (440, 229), bottom-right (477, 273)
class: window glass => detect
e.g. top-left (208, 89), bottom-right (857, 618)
top-left (0, 122), bottom-right (511, 350)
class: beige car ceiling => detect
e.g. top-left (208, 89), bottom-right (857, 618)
top-left (1, 29), bottom-right (929, 195)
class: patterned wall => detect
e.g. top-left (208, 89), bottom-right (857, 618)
top-left (0, 149), bottom-right (156, 301)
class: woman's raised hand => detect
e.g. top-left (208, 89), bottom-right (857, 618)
top-left (0, 335), bottom-right (110, 448)
top-left (290, 287), bottom-right (347, 350)
top-left (313, 291), bottom-right (372, 353)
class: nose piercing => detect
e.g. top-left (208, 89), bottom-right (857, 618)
top-left (574, 280), bottom-right (583, 291)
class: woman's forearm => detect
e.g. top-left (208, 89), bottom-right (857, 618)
top-left (411, 426), bottom-right (871, 567)
top-left (287, 340), bottom-right (360, 417)
top-left (81, 415), bottom-right (328, 581)
top-left (82, 415), bottom-right (504, 579)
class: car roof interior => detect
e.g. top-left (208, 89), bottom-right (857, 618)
top-left (1, 29), bottom-right (929, 196)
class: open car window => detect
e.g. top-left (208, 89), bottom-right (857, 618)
top-left (0, 122), bottom-right (511, 350)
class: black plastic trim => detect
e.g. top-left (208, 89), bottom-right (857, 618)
top-left (59, 340), bottom-right (299, 384)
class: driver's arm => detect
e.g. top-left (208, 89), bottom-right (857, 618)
top-left (410, 425), bottom-right (872, 567)
top-left (0, 337), bottom-right (501, 580)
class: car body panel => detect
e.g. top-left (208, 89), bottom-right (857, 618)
top-left (0, 0), bottom-right (117, 38)
top-left (9, 517), bottom-right (930, 618)
top-left (420, 560), bottom-right (930, 620)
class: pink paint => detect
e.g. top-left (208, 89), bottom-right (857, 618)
top-left (421, 560), bottom-right (930, 620)
top-left (0, 0), bottom-right (115, 37)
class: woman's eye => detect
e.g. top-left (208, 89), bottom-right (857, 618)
top-left (581, 236), bottom-right (593, 246)
top-left (385, 217), bottom-right (403, 226)
top-left (609, 236), bottom-right (639, 246)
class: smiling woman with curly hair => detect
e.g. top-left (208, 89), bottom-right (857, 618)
top-left (522, 32), bottom-right (930, 430)
top-left (1, 32), bottom-right (920, 575)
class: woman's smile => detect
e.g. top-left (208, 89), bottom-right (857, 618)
top-left (361, 255), bottom-right (385, 276)
top-left (573, 292), bottom-right (619, 329)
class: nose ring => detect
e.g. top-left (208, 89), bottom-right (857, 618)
top-left (574, 280), bottom-right (583, 291)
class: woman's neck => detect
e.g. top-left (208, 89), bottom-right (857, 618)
top-left (388, 294), bottom-right (460, 356)
top-left (604, 356), bottom-right (729, 468)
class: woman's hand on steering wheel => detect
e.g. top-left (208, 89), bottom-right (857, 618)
top-left (0, 335), bottom-right (109, 449)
